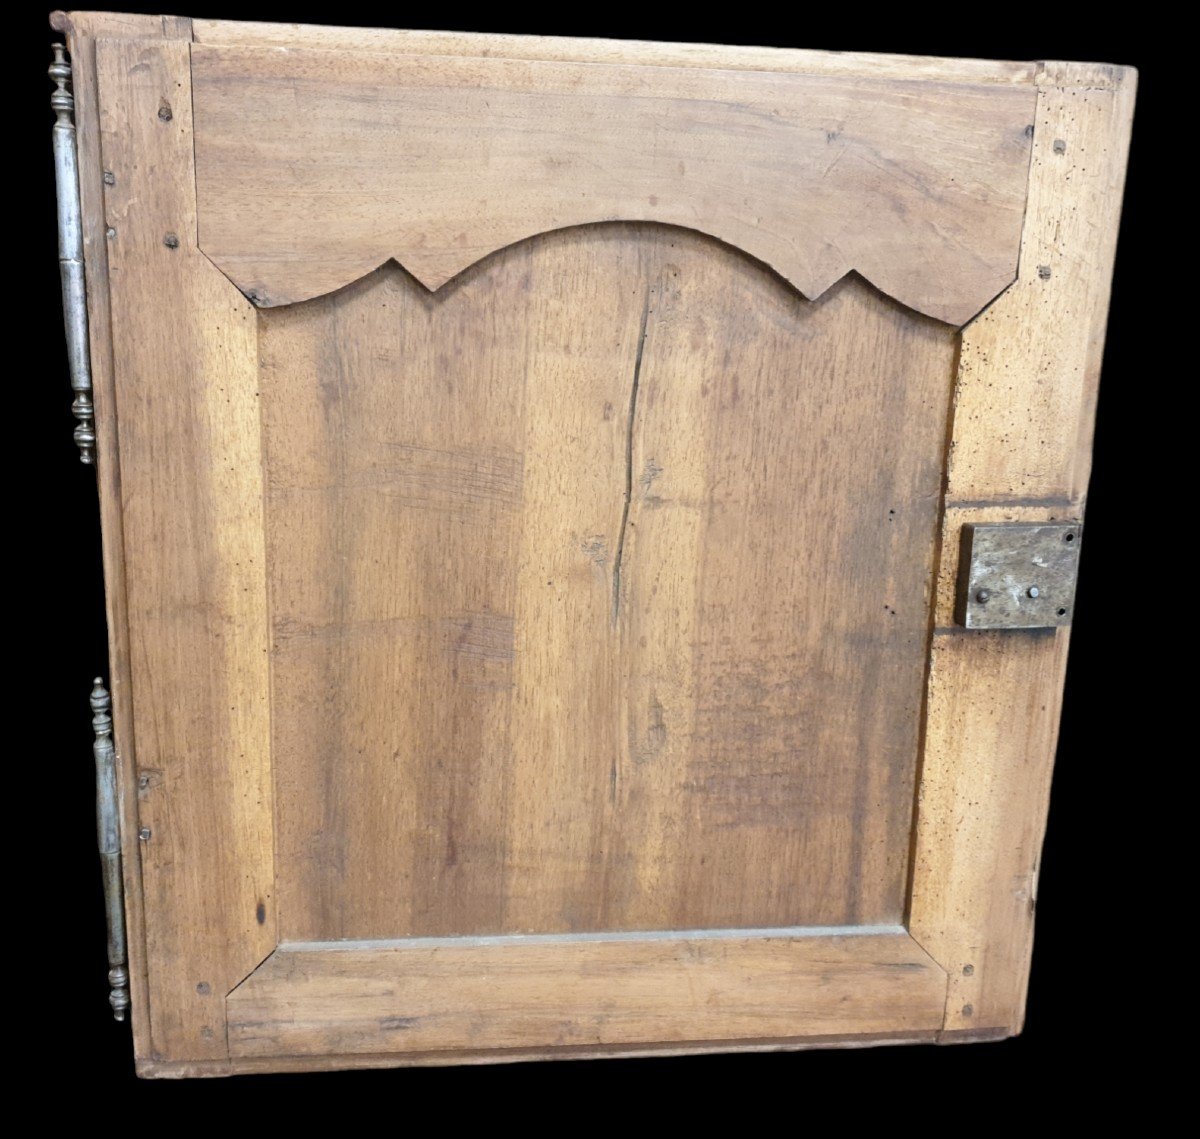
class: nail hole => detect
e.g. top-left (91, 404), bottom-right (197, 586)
top-left (195, 981), bottom-right (211, 996)
top-left (1057, 608), bottom-right (1068, 616)
top-left (962, 1004), bottom-right (974, 1018)
top-left (963, 964), bottom-right (974, 976)
top-left (1064, 532), bottom-right (1075, 542)
top-left (158, 102), bottom-right (173, 122)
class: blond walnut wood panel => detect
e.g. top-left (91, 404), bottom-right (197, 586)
top-left (612, 252), bottom-right (954, 930)
top-left (910, 631), bottom-right (1069, 1032)
top-left (910, 65), bottom-right (1135, 1035)
top-left (945, 66), bottom-right (1137, 503)
top-left (61, 11), bottom-right (1135, 1072)
top-left (53, 9), bottom-right (171, 41)
top-left (96, 35), bottom-right (274, 1060)
top-left (260, 229), bottom-right (955, 941)
top-left (52, 7), bottom-right (190, 1063)
top-left (227, 930), bottom-right (946, 1057)
top-left (191, 19), bottom-right (1040, 85)
top-left (190, 44), bottom-right (1036, 323)
top-left (140, 1030), bottom-right (943, 1077)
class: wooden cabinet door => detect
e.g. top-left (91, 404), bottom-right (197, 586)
top-left (55, 12), bottom-right (1134, 1076)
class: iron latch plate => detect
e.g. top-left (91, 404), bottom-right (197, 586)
top-left (955, 522), bottom-right (1082, 629)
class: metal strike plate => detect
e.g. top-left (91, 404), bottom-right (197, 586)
top-left (955, 522), bottom-right (1082, 629)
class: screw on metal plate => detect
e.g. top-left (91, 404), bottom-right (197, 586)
top-left (955, 522), bottom-right (1082, 630)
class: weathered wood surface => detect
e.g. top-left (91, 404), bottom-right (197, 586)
top-left (96, 35), bottom-right (275, 1060)
top-left (51, 6), bottom-right (183, 1064)
top-left (138, 1029), bottom-right (943, 1078)
top-left (57, 11), bottom-right (1135, 1074)
top-left (910, 62), bottom-right (1136, 1035)
top-left (260, 229), bottom-right (956, 942)
top-left (191, 44), bottom-right (1036, 323)
top-left (227, 930), bottom-right (945, 1056)
top-left (192, 19), bottom-right (1043, 85)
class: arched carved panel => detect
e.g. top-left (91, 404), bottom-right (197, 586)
top-left (258, 223), bottom-right (959, 940)
top-left (192, 46), bottom-right (1036, 324)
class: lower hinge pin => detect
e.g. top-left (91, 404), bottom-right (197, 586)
top-left (91, 679), bottom-right (129, 1021)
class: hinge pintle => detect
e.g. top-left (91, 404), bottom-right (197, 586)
top-left (91, 679), bottom-right (129, 1021)
top-left (50, 43), bottom-right (95, 465)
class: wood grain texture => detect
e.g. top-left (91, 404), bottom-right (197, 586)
top-left (54, 8), bottom-right (182, 1065)
top-left (64, 12), bottom-right (1136, 1072)
top-left (944, 65), bottom-right (1137, 503)
top-left (190, 19), bottom-right (1039, 85)
top-left (190, 44), bottom-right (1036, 323)
top-left (910, 64), bottom-right (1136, 1035)
top-left (260, 229), bottom-right (956, 942)
top-left (137, 1029), bottom-right (942, 1078)
top-left (227, 930), bottom-right (946, 1057)
top-left (96, 36), bottom-right (274, 1060)
top-left (910, 631), bottom-right (1069, 1035)
top-left (52, 10), bottom-right (164, 38)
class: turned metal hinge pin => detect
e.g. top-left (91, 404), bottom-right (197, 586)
top-left (91, 679), bottom-right (130, 1021)
top-left (50, 43), bottom-right (95, 464)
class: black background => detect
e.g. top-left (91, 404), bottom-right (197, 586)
top-left (20, 3), bottom-right (1153, 1101)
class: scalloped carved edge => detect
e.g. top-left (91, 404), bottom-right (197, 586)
top-left (191, 44), bottom-right (1038, 327)
top-left (230, 220), bottom-right (1021, 329)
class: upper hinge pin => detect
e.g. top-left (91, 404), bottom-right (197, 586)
top-left (50, 43), bottom-right (95, 465)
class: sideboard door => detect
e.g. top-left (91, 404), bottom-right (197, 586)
top-left (56, 11), bottom-right (1134, 1076)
